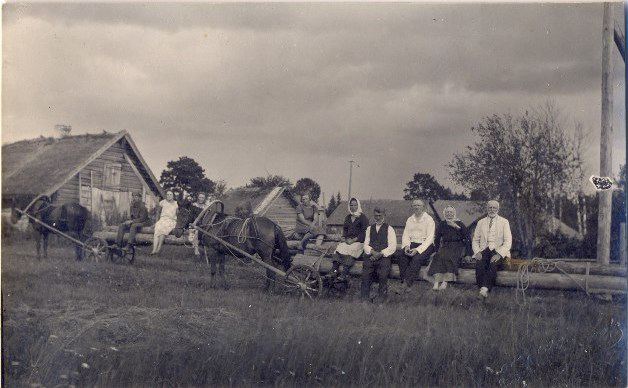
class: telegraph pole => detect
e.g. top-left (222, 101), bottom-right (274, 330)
top-left (348, 160), bottom-right (358, 200)
top-left (597, 2), bottom-right (614, 265)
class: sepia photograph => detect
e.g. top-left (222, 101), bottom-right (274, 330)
top-left (2, 1), bottom-right (627, 386)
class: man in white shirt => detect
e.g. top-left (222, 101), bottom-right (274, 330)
top-left (472, 200), bottom-right (512, 298)
top-left (395, 199), bottom-right (436, 291)
top-left (361, 207), bottom-right (397, 301)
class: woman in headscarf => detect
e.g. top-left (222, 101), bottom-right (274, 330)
top-left (330, 197), bottom-right (370, 279)
top-left (428, 205), bottom-right (471, 290)
top-left (150, 190), bottom-right (179, 255)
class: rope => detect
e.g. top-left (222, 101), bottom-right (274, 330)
top-left (515, 257), bottom-right (591, 304)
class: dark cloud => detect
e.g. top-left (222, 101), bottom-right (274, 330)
top-left (3, 3), bottom-right (625, 199)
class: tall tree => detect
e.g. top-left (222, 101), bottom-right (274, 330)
top-left (449, 102), bottom-right (584, 258)
top-left (336, 192), bottom-right (342, 205)
top-left (159, 156), bottom-right (215, 198)
top-left (247, 174), bottom-right (292, 191)
top-left (326, 195), bottom-right (338, 217)
top-left (294, 178), bottom-right (321, 202)
top-left (403, 172), bottom-right (455, 202)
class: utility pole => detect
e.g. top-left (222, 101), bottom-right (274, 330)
top-left (348, 160), bottom-right (358, 200)
top-left (597, 2), bottom-right (614, 265)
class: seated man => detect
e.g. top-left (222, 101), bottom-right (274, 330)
top-left (189, 192), bottom-right (208, 257)
top-left (295, 192), bottom-right (326, 251)
top-left (472, 200), bottom-right (512, 298)
top-left (361, 207), bottom-right (397, 301)
top-left (116, 192), bottom-right (149, 248)
top-left (394, 199), bottom-right (436, 292)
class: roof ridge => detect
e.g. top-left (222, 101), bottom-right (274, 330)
top-left (2, 130), bottom-right (122, 148)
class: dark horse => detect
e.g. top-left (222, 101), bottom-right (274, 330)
top-left (11, 195), bottom-right (90, 260)
top-left (174, 202), bottom-right (293, 290)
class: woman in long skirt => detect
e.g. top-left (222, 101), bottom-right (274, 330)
top-left (330, 197), bottom-right (369, 279)
top-left (428, 205), bottom-right (471, 290)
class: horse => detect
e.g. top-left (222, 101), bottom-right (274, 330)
top-left (174, 202), bottom-right (293, 290)
top-left (11, 195), bottom-right (90, 261)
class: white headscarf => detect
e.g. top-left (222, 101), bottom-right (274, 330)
top-left (348, 197), bottom-right (363, 217)
top-left (443, 205), bottom-right (461, 229)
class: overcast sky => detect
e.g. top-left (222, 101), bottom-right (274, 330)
top-left (3, 3), bottom-right (626, 201)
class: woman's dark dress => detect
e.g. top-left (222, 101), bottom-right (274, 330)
top-left (333, 213), bottom-right (369, 265)
top-left (428, 220), bottom-right (471, 280)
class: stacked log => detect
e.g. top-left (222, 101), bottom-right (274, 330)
top-left (291, 254), bottom-right (627, 294)
top-left (93, 229), bottom-right (189, 245)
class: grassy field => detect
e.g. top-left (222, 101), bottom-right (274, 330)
top-left (2, 237), bottom-right (626, 387)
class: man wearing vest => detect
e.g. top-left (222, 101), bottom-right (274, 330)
top-left (361, 207), bottom-right (397, 301)
top-left (472, 200), bottom-right (512, 298)
top-left (395, 199), bottom-right (436, 292)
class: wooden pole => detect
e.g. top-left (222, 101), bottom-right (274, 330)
top-left (620, 222), bottom-right (627, 266)
top-left (348, 160), bottom-right (354, 200)
top-left (597, 2), bottom-right (614, 265)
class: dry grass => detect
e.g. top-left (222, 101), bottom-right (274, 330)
top-left (2, 239), bottom-right (626, 387)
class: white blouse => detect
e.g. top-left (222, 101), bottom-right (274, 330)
top-left (401, 212), bottom-right (435, 254)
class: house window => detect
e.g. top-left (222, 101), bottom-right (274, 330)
top-left (103, 162), bottom-right (122, 188)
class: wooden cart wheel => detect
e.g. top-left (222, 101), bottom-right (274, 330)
top-left (322, 274), bottom-right (350, 298)
top-left (124, 245), bottom-right (136, 264)
top-left (84, 237), bottom-right (108, 263)
top-left (285, 264), bottom-right (323, 300)
top-left (109, 244), bottom-right (135, 265)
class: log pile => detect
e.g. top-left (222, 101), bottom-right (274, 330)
top-left (93, 229), bottom-right (189, 245)
top-left (291, 254), bottom-right (627, 294)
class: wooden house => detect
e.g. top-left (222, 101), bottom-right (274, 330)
top-left (326, 199), bottom-right (437, 241)
top-left (328, 199), bottom-right (581, 255)
top-left (2, 131), bottom-right (164, 227)
top-left (221, 186), bottom-right (300, 237)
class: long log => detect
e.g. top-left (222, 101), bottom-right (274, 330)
top-left (93, 231), bottom-right (188, 245)
top-left (292, 254), bottom-right (627, 293)
top-left (285, 240), bottom-right (627, 277)
top-left (103, 225), bottom-right (156, 234)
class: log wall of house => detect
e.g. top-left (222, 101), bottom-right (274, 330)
top-left (264, 194), bottom-right (297, 237)
top-left (53, 139), bottom-right (159, 226)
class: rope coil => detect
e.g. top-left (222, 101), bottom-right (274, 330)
top-left (515, 258), bottom-right (591, 304)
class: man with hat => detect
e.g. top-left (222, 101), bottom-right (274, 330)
top-left (361, 207), bottom-right (397, 301)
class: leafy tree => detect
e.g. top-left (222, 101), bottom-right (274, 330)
top-left (448, 102), bottom-right (585, 258)
top-left (247, 174), bottom-right (292, 191)
top-left (294, 178), bottom-right (321, 202)
top-left (403, 172), bottom-right (458, 202)
top-left (213, 180), bottom-right (228, 200)
top-left (159, 156), bottom-right (215, 198)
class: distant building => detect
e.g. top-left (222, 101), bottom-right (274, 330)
top-left (2, 130), bottom-right (163, 227)
top-left (328, 199), bottom-right (582, 253)
top-left (221, 186), bottom-right (300, 237)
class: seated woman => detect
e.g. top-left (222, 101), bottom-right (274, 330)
top-left (150, 190), bottom-right (179, 256)
top-left (428, 205), bottom-right (471, 290)
top-left (189, 192), bottom-right (208, 257)
top-left (295, 192), bottom-right (326, 251)
top-left (330, 197), bottom-right (369, 279)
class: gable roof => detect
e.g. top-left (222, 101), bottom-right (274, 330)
top-left (431, 199), bottom-right (582, 240)
top-left (221, 186), bottom-right (299, 216)
top-left (328, 198), bottom-right (581, 240)
top-left (2, 130), bottom-right (164, 198)
top-left (327, 199), bottom-right (436, 228)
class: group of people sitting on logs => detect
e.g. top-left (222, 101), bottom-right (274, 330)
top-left (297, 196), bottom-right (512, 301)
top-left (115, 188), bottom-right (511, 300)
